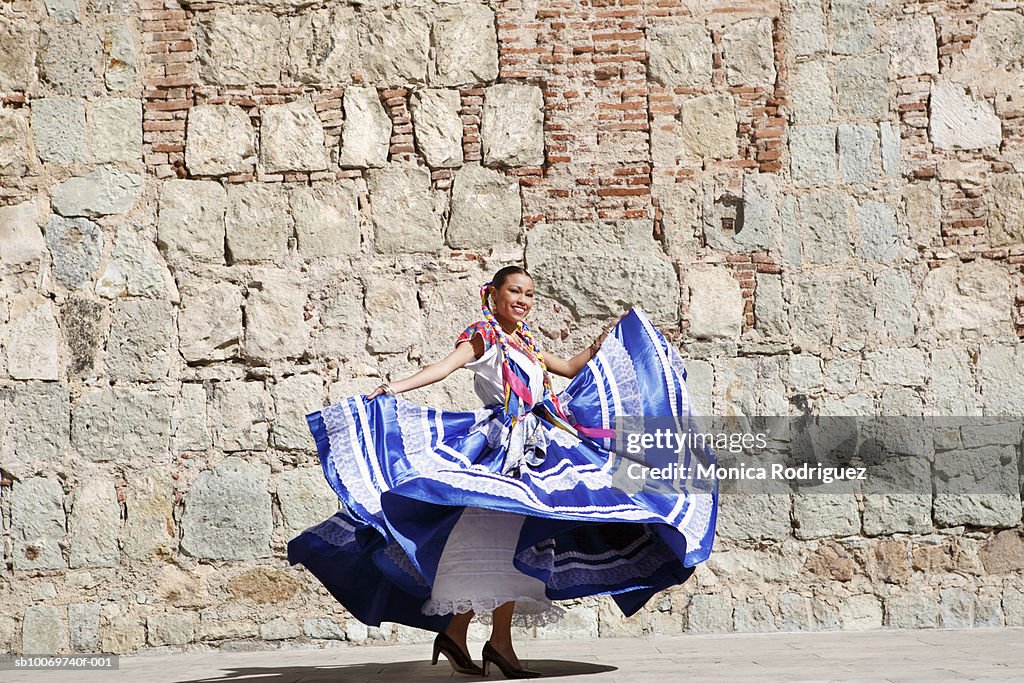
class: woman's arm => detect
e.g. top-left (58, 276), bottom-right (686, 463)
top-left (367, 333), bottom-right (484, 399)
top-left (544, 317), bottom-right (620, 379)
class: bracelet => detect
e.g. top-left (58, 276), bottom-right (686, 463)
top-left (376, 382), bottom-right (394, 395)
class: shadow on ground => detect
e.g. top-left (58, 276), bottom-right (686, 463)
top-left (183, 658), bottom-right (616, 682)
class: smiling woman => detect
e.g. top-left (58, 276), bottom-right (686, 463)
top-left (287, 265), bottom-right (718, 679)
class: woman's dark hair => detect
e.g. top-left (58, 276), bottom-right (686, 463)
top-left (491, 265), bottom-right (532, 289)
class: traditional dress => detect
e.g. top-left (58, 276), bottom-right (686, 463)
top-left (287, 307), bottom-right (718, 632)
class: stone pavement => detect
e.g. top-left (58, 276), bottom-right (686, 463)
top-left (6, 628), bottom-right (1023, 683)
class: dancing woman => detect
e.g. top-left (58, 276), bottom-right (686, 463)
top-left (288, 266), bottom-right (718, 678)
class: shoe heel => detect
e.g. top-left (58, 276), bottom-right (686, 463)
top-left (482, 659), bottom-right (491, 676)
top-left (431, 644), bottom-right (439, 665)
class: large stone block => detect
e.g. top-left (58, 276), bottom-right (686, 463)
top-left (793, 494), bottom-right (860, 539)
top-left (716, 494), bottom-right (791, 540)
top-left (885, 594), bottom-right (938, 628)
top-left (338, 86), bottom-right (391, 169)
top-left (481, 84), bottom-right (544, 167)
top-left (244, 269), bottom-right (308, 363)
top-left (365, 277), bottom-right (423, 353)
top-left (791, 0), bottom-right (828, 56)
top-left (211, 381), bottom-right (271, 452)
top-left (157, 179), bottom-right (227, 263)
top-left (798, 190), bottom-right (850, 264)
top-left (225, 184), bottom-right (289, 263)
top-left (45, 214), bottom-right (103, 289)
top-left (122, 472), bottom-right (175, 561)
top-left (916, 261), bottom-right (1012, 340)
top-left (95, 225), bottom-right (173, 300)
top-left (447, 164), bottom-right (521, 249)
top-left (367, 164), bottom-right (443, 253)
top-left (68, 479), bottom-right (120, 569)
top-left (260, 100), bottom-right (328, 173)
top-left (978, 344), bottom-right (1024, 415)
top-left (840, 594), bottom-right (882, 630)
top-left (361, 9), bottom-right (429, 85)
top-left (292, 183), bottom-right (361, 258)
top-left (903, 180), bottom-right (941, 248)
top-left (687, 266), bottom-right (743, 339)
top-left (104, 23), bottom-right (137, 92)
top-left (31, 97), bottom-right (87, 163)
top-left (988, 173), bottom-right (1024, 247)
top-left (5, 292), bottom-right (59, 380)
top-left (172, 383), bottom-right (211, 452)
top-left (790, 60), bottom-right (832, 124)
top-left (657, 183), bottom-right (701, 262)
top-left (39, 26), bottom-right (99, 96)
top-left (790, 125), bottom-right (837, 186)
top-left (410, 89), bottom-right (463, 168)
top-left (51, 168), bottom-right (143, 218)
top-left (105, 299), bottom-right (174, 382)
top-left (721, 18), bottom-right (776, 86)
top-left (11, 477), bottom-right (66, 570)
top-left (835, 55), bottom-right (889, 119)
top-left (0, 109), bottom-right (30, 176)
top-left (72, 388), bottom-right (172, 462)
top-left (648, 20), bottom-right (712, 87)
top-left (678, 94), bottom-right (736, 158)
top-left (838, 123), bottom-right (878, 184)
top-left (688, 594), bottom-right (734, 633)
top-left (68, 603), bottom-right (100, 652)
top-left (271, 374), bottom-right (324, 451)
top-left (872, 269), bottom-right (914, 342)
top-left (0, 21), bottom-right (36, 91)
top-left (196, 12), bottom-right (282, 85)
top-left (830, 0), bottom-right (877, 54)
top-left (287, 7), bottom-right (358, 84)
top-left (933, 446), bottom-right (1021, 528)
top-left (3, 382), bottom-right (70, 461)
top-left (22, 605), bottom-right (65, 654)
top-left (976, 10), bottom-right (1024, 71)
top-left (180, 456), bottom-right (273, 560)
top-left (147, 613), bottom-right (197, 647)
top-left (0, 202), bottom-right (44, 267)
top-left (855, 199), bottom-right (899, 262)
top-left (185, 105), bottom-right (256, 176)
top-left (890, 15), bottom-right (938, 77)
top-left (431, 3), bottom-right (499, 86)
top-left (277, 467), bottom-right (339, 538)
top-left (90, 98), bottom-right (142, 164)
top-left (930, 80), bottom-right (1002, 150)
top-left (525, 220), bottom-right (680, 324)
top-left (312, 279), bottom-right (366, 361)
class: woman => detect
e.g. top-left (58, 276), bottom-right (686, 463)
top-left (287, 266), bottom-right (718, 678)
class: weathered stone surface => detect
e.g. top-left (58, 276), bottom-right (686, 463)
top-left (95, 225), bottom-right (172, 299)
top-left (51, 168), bottom-right (143, 218)
top-left (793, 494), bottom-right (860, 539)
top-left (106, 299), bottom-right (174, 382)
top-left (23, 605), bottom-right (65, 654)
top-left (305, 618), bottom-right (346, 639)
top-left (755, 273), bottom-right (788, 336)
top-left (211, 381), bottom-right (271, 452)
top-left (173, 383), bottom-right (211, 452)
top-left (880, 122), bottom-right (899, 176)
top-left (180, 456), bottom-right (273, 560)
top-left (930, 80), bottom-right (1002, 150)
top-left (271, 374), bottom-right (324, 451)
top-left (338, 86), bottom-right (391, 168)
top-left (292, 183), bottom-right (361, 258)
top-left (657, 183), bottom-right (700, 261)
top-left (147, 613), bottom-right (196, 646)
top-left (978, 344), bottom-right (1024, 415)
top-left (0, 21), bottom-right (36, 91)
top-left (410, 89), bottom-right (463, 168)
top-left (287, 7), bottom-right (357, 84)
top-left (734, 600), bottom-right (777, 632)
top-left (688, 594), bottom-right (733, 633)
top-left (722, 18), bottom-right (775, 86)
top-left (717, 494), bottom-right (791, 540)
top-left (276, 467), bottom-right (338, 538)
top-left (69, 603), bottom-right (100, 652)
top-left (11, 477), bottom-right (66, 570)
top-left (104, 23), bottom-right (137, 92)
top-left (830, 0), bottom-right (876, 54)
top-left (988, 173), bottom-right (1024, 246)
top-left (885, 594), bottom-right (938, 628)
top-left (431, 3), bottom-right (499, 86)
top-left (903, 180), bottom-right (941, 247)
top-left (91, 98), bottom-right (142, 164)
top-left (32, 97), bottom-right (87, 163)
top-left (862, 459), bottom-right (932, 535)
top-left (362, 9), bottom-right (429, 85)
top-left (244, 269), bottom-right (308, 363)
top-left (838, 124), bottom-right (877, 184)
top-left (3, 382), bottom-right (70, 461)
top-left (933, 446), bottom-right (1021, 527)
top-left (704, 172), bottom-right (782, 253)
top-left (835, 55), bottom-right (889, 119)
top-left (6, 292), bottom-right (60, 380)
top-left (798, 190), bottom-right (850, 263)
top-left (68, 479), bottom-right (120, 569)
top-left (367, 164), bottom-right (443, 253)
top-left (481, 84), bottom-right (545, 167)
top-left (871, 269), bottom-right (914, 341)
top-left (0, 202), bottom-right (44, 267)
top-left (45, 215), bottom-right (103, 289)
top-left (59, 295), bottom-right (102, 377)
top-left (790, 125), bottom-right (837, 186)
top-left (790, 60), bottom-right (831, 124)
top-left (312, 279), bottom-right (366, 360)
top-left (648, 21), bottom-right (712, 87)
top-left (260, 100), bottom-right (328, 173)
top-left (447, 164), bottom-right (521, 249)
top-left (841, 594), bottom-right (883, 630)
top-left (261, 618), bottom-right (301, 641)
top-left (856, 199), bottom-right (899, 262)
top-left (916, 261), bottom-right (1011, 340)
top-left (527, 220), bottom-right (679, 323)
top-left (365, 277), bottom-right (423, 353)
top-left (792, 0), bottom-right (828, 56)
top-left (72, 388), bottom-right (172, 463)
top-left (40, 26), bottom-right (100, 95)
top-left (122, 472), bottom-right (176, 561)
top-left (226, 567), bottom-right (302, 604)
top-left (687, 266), bottom-right (743, 339)
top-left (890, 15), bottom-right (938, 77)
top-left (197, 13), bottom-right (282, 86)
top-left (157, 180), bottom-right (227, 263)
top-left (979, 530), bottom-right (1024, 574)
top-left (930, 348), bottom-right (980, 415)
top-left (976, 10), bottom-right (1024, 70)
top-left (225, 184), bottom-right (289, 263)
top-left (0, 109), bottom-right (30, 176)
top-left (678, 94), bottom-right (736, 159)
top-left (185, 104), bottom-right (256, 176)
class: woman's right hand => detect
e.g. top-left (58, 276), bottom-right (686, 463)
top-left (366, 383), bottom-right (393, 400)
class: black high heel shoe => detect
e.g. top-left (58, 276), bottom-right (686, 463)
top-left (482, 640), bottom-right (542, 678)
top-left (432, 631), bottom-right (485, 675)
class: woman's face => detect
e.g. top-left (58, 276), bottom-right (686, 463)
top-left (490, 274), bottom-right (535, 327)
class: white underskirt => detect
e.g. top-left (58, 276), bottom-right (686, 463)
top-left (421, 506), bottom-right (565, 627)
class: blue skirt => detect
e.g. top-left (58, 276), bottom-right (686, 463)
top-left (287, 307), bottom-right (718, 631)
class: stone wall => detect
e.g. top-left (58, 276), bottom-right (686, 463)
top-left (1, 0), bottom-right (1024, 656)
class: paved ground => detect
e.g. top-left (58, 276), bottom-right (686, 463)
top-left (5, 628), bottom-right (1023, 682)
